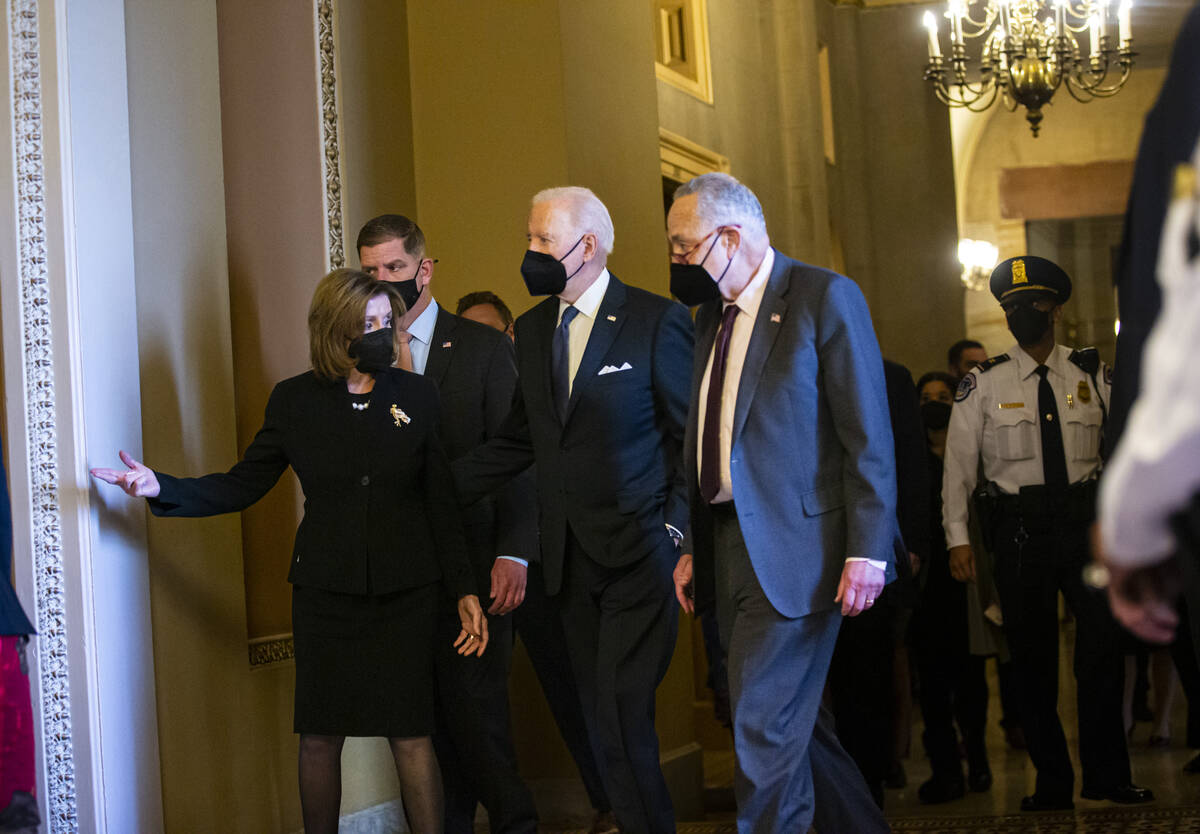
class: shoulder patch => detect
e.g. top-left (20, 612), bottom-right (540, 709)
top-left (1068, 346), bottom-right (1100, 375)
top-left (955, 373), bottom-right (977, 402)
top-left (976, 354), bottom-right (1010, 373)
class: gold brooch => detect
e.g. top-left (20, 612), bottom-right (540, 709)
top-left (390, 404), bottom-right (410, 426)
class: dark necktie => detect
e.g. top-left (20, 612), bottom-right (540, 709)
top-left (1034, 365), bottom-right (1068, 490)
top-left (701, 304), bottom-right (740, 503)
top-left (551, 305), bottom-right (580, 422)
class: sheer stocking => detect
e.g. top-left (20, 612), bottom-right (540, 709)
top-left (389, 736), bottom-right (443, 834)
top-left (298, 734), bottom-right (345, 834)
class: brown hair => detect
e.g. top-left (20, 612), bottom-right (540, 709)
top-left (356, 214), bottom-right (425, 256)
top-left (455, 290), bottom-right (514, 328)
top-left (308, 269), bottom-right (406, 381)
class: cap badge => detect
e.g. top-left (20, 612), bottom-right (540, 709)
top-left (1012, 259), bottom-right (1027, 285)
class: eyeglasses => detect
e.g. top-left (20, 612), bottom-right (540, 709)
top-left (668, 224), bottom-right (740, 264)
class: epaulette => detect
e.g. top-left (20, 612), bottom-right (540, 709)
top-left (1069, 347), bottom-right (1100, 375)
top-left (976, 354), bottom-right (1010, 373)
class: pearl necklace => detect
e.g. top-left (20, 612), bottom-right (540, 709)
top-left (351, 400), bottom-right (370, 411)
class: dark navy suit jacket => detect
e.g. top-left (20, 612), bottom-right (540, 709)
top-left (454, 274), bottom-right (694, 595)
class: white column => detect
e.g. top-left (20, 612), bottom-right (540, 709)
top-left (1, 0), bottom-right (165, 830)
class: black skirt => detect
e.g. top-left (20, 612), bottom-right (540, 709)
top-left (292, 581), bottom-right (439, 737)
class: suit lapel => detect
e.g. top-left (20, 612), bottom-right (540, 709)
top-left (731, 251), bottom-right (790, 445)
top-left (564, 277), bottom-right (628, 425)
top-left (423, 309), bottom-right (455, 387)
top-left (692, 301), bottom-right (721, 405)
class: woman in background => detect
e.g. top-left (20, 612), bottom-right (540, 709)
top-left (92, 269), bottom-right (483, 834)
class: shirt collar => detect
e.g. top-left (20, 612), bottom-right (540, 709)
top-left (559, 268), bottom-right (610, 323)
top-left (727, 248), bottom-right (774, 318)
top-left (406, 298), bottom-right (439, 345)
top-left (1011, 341), bottom-right (1066, 379)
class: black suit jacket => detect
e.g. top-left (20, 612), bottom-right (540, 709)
top-left (1108, 1), bottom-right (1200, 454)
top-left (883, 358), bottom-right (929, 606)
top-left (454, 274), bottom-right (694, 595)
top-left (148, 369), bottom-right (474, 598)
top-left (424, 308), bottom-right (538, 592)
top-left (0, 447), bottom-right (34, 636)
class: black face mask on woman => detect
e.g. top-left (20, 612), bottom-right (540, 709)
top-left (1006, 303), bottom-right (1054, 346)
top-left (520, 236), bottom-right (586, 296)
top-left (669, 230), bottom-right (737, 307)
top-left (349, 327), bottom-right (394, 374)
top-left (921, 400), bottom-right (952, 431)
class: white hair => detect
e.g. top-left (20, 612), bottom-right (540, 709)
top-left (673, 173), bottom-right (767, 236)
top-left (531, 186), bottom-right (615, 255)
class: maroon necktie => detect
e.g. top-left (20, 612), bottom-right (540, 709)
top-left (701, 304), bottom-right (740, 503)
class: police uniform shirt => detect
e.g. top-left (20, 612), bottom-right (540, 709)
top-left (942, 342), bottom-right (1110, 549)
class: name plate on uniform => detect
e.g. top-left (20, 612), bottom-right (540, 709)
top-left (998, 402), bottom-right (1025, 409)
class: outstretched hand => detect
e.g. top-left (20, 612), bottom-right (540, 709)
top-left (90, 450), bottom-right (160, 498)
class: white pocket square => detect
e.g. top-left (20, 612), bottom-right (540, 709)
top-left (598, 362), bottom-right (633, 375)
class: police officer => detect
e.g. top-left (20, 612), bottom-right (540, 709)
top-left (942, 255), bottom-right (1153, 812)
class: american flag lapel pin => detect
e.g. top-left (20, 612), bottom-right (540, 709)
top-left (606, 315), bottom-right (617, 322)
top-left (442, 341), bottom-right (452, 348)
top-left (770, 313), bottom-right (782, 323)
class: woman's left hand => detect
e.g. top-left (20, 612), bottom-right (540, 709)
top-left (454, 595), bottom-right (489, 657)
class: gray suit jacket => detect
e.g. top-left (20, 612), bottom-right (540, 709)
top-left (687, 250), bottom-right (899, 619)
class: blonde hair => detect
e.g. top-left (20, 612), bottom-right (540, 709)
top-left (308, 268), bottom-right (406, 381)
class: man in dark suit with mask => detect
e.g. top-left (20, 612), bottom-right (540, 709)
top-left (358, 216), bottom-right (539, 834)
top-left (454, 187), bottom-right (693, 834)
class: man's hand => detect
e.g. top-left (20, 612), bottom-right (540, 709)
top-left (673, 553), bottom-right (695, 614)
top-left (835, 560), bottom-right (885, 617)
top-left (454, 595), bottom-right (490, 656)
top-left (949, 544), bottom-right (976, 583)
top-left (908, 551), bottom-right (922, 576)
top-left (488, 558), bottom-right (527, 615)
top-left (1091, 523), bottom-right (1181, 644)
top-left (90, 450), bottom-right (161, 498)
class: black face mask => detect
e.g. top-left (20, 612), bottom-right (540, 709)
top-left (520, 236), bottom-right (586, 296)
top-left (1006, 303), bottom-right (1053, 346)
top-left (349, 327), bottom-right (394, 374)
top-left (388, 261), bottom-right (424, 310)
top-left (669, 231), bottom-right (736, 307)
top-left (921, 400), bottom-right (952, 431)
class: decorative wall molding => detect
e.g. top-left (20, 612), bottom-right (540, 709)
top-left (316, 0), bottom-right (345, 269)
top-left (654, 0), bottom-right (713, 104)
top-left (248, 633), bottom-right (295, 668)
top-left (659, 128), bottom-right (730, 184)
top-left (8, 0), bottom-right (79, 829)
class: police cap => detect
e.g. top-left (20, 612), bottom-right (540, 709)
top-left (988, 255), bottom-right (1072, 305)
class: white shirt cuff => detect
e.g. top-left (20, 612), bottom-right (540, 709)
top-left (496, 556), bottom-right (528, 567)
top-left (944, 522), bottom-right (970, 550)
top-left (845, 557), bottom-right (887, 571)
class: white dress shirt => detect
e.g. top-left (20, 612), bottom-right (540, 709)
top-left (405, 299), bottom-right (439, 375)
top-left (1100, 165), bottom-right (1200, 567)
top-left (696, 249), bottom-right (773, 504)
top-left (557, 268), bottom-right (610, 394)
top-left (942, 342), bottom-right (1109, 549)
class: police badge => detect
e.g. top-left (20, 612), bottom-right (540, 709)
top-left (1077, 380), bottom-right (1091, 404)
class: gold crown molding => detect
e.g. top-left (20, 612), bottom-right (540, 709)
top-left (249, 633), bottom-right (295, 668)
top-left (8, 0), bottom-right (80, 829)
top-left (659, 127), bottom-right (731, 183)
top-left (316, 0), bottom-right (345, 269)
top-left (655, 0), bottom-right (714, 104)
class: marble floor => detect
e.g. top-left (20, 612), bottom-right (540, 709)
top-left (536, 620), bottom-right (1200, 832)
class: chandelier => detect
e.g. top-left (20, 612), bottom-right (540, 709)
top-left (958, 238), bottom-right (999, 291)
top-left (921, 0), bottom-right (1135, 136)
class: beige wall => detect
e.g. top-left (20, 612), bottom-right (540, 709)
top-left (954, 68), bottom-right (1167, 356)
top-left (820, 0), bottom-right (963, 379)
top-left (124, 0), bottom-right (300, 830)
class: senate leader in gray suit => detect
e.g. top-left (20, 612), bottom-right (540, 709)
top-left (668, 173), bottom-right (898, 834)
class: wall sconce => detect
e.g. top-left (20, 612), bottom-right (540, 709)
top-left (958, 238), bottom-right (999, 291)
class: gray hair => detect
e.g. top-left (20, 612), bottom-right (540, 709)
top-left (673, 173), bottom-right (767, 236)
top-left (531, 186), bottom-right (615, 255)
